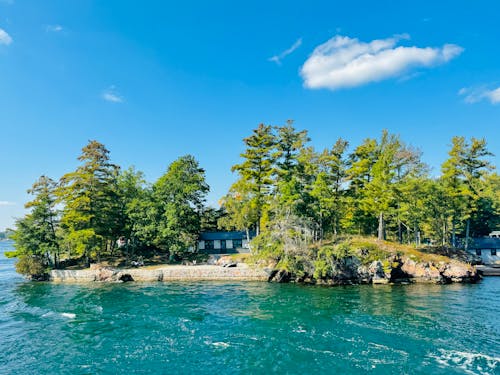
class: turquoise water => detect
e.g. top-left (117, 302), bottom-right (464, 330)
top-left (0, 241), bottom-right (499, 374)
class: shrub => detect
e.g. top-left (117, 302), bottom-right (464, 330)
top-left (15, 255), bottom-right (48, 278)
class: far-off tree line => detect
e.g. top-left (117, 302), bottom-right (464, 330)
top-left (8, 121), bottom-right (499, 275)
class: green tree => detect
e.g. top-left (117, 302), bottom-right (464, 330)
top-left (228, 124), bottom-right (276, 234)
top-left (310, 138), bottom-right (349, 240)
top-left (116, 167), bottom-right (147, 239)
top-left (441, 137), bottom-right (493, 246)
top-left (10, 176), bottom-right (60, 276)
top-left (347, 131), bottom-right (423, 241)
top-left (272, 122), bottom-right (312, 224)
top-left (151, 155), bottom-right (209, 254)
top-left (346, 137), bottom-right (379, 235)
top-left (57, 140), bottom-right (120, 264)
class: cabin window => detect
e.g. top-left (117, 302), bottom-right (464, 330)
top-left (492, 249), bottom-right (497, 256)
top-left (475, 249), bottom-right (481, 256)
top-left (205, 240), bottom-right (214, 250)
top-left (233, 239), bottom-right (242, 248)
top-left (220, 240), bottom-right (226, 249)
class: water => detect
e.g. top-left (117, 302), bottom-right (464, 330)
top-left (0, 241), bottom-right (499, 375)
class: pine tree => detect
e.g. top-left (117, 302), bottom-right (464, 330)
top-left (11, 176), bottom-right (60, 276)
top-left (57, 140), bottom-right (120, 264)
top-left (310, 138), bottom-right (349, 240)
top-left (151, 155), bottom-right (209, 254)
top-left (228, 124), bottom-right (276, 234)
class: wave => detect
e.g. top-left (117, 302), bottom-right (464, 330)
top-left (429, 349), bottom-right (499, 375)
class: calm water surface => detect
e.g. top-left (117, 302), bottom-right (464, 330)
top-left (0, 241), bottom-right (499, 374)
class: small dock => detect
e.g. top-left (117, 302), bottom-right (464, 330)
top-left (476, 265), bottom-right (500, 276)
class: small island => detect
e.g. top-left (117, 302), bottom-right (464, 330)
top-left (7, 123), bottom-right (498, 285)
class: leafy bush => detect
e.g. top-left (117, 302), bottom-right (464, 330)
top-left (15, 255), bottom-right (48, 278)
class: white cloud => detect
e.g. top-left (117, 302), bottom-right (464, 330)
top-left (46, 24), bottom-right (63, 32)
top-left (300, 34), bottom-right (463, 90)
top-left (269, 38), bottom-right (302, 65)
top-left (0, 28), bottom-right (13, 45)
top-left (0, 201), bottom-right (15, 206)
top-left (102, 86), bottom-right (124, 103)
top-left (459, 86), bottom-right (500, 104)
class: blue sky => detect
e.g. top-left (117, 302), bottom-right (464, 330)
top-left (0, 0), bottom-right (499, 230)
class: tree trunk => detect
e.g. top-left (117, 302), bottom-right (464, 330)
top-left (442, 218), bottom-right (447, 246)
top-left (333, 217), bottom-right (337, 241)
top-left (377, 212), bottom-right (385, 241)
top-left (465, 219), bottom-right (470, 250)
top-left (398, 219), bottom-right (402, 244)
top-left (451, 220), bottom-right (456, 248)
top-left (414, 223), bottom-right (418, 246)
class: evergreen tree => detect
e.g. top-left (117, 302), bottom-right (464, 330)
top-left (57, 140), bottom-right (120, 264)
top-left (273, 122), bottom-right (311, 222)
top-left (310, 138), bottom-right (349, 239)
top-left (116, 167), bottom-right (147, 246)
top-left (441, 137), bottom-right (493, 246)
top-left (228, 124), bottom-right (276, 234)
top-left (11, 176), bottom-right (60, 276)
top-left (150, 155), bottom-right (209, 254)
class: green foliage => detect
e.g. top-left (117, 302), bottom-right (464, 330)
top-left (224, 123), bottom-right (277, 234)
top-left (313, 243), bottom-right (353, 279)
top-left (441, 136), bottom-right (494, 245)
top-left (57, 140), bottom-right (120, 261)
top-left (223, 125), bottom-right (498, 253)
top-left (10, 123), bottom-right (499, 279)
top-left (134, 155), bottom-right (209, 254)
top-left (11, 176), bottom-right (60, 267)
top-left (353, 241), bottom-right (388, 265)
top-left (15, 255), bottom-right (48, 277)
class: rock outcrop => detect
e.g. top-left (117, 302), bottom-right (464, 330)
top-left (284, 255), bottom-right (480, 285)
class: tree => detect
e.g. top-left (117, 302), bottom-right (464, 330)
top-left (274, 120), bottom-right (310, 181)
top-left (10, 176), bottom-right (60, 276)
top-left (441, 137), bottom-right (493, 247)
top-left (228, 124), bottom-right (276, 234)
top-left (57, 140), bottom-right (120, 264)
top-left (200, 207), bottom-right (227, 232)
top-left (151, 155), bottom-right (209, 254)
top-left (219, 179), bottom-right (259, 241)
top-left (347, 131), bottom-right (423, 241)
top-left (273, 122), bottom-right (312, 222)
top-left (310, 138), bottom-right (349, 240)
top-left (116, 167), bottom-right (147, 240)
top-left (346, 137), bottom-right (379, 235)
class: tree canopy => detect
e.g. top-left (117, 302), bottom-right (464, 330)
top-left (9, 127), bottom-right (499, 277)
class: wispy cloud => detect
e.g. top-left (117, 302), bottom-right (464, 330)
top-left (102, 86), bottom-right (124, 103)
top-left (0, 201), bottom-right (15, 206)
top-left (459, 86), bottom-right (500, 104)
top-left (46, 24), bottom-right (63, 33)
top-left (300, 34), bottom-right (463, 90)
top-left (268, 38), bottom-right (302, 65)
top-left (0, 28), bottom-right (13, 45)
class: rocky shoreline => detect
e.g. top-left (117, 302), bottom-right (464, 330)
top-left (48, 255), bottom-right (480, 285)
top-left (269, 255), bottom-right (480, 285)
top-left (50, 263), bottom-right (270, 283)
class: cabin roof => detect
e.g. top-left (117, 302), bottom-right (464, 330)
top-left (469, 237), bottom-right (500, 249)
top-left (199, 231), bottom-right (255, 241)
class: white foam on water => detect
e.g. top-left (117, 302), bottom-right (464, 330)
top-left (293, 325), bottom-right (307, 333)
top-left (429, 349), bottom-right (499, 375)
top-left (61, 312), bottom-right (76, 319)
top-left (211, 342), bottom-right (230, 349)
